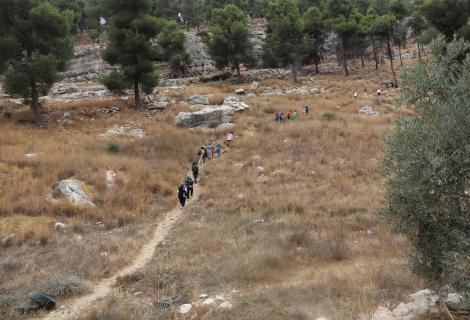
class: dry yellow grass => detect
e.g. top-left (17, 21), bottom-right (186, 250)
top-left (1, 60), bottom-right (426, 320)
top-left (77, 64), bottom-right (427, 320)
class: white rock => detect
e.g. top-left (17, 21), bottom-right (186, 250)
top-left (54, 222), bottom-right (66, 231)
top-left (222, 96), bottom-right (250, 111)
top-left (257, 175), bottom-right (269, 183)
top-left (202, 298), bottom-right (215, 305)
top-left (100, 251), bottom-right (108, 257)
top-left (74, 235), bottom-right (83, 241)
top-left (359, 106), bottom-right (380, 117)
top-left (57, 179), bottom-right (95, 207)
top-left (237, 194), bottom-right (245, 199)
top-left (100, 124), bottom-right (145, 139)
top-left (187, 95), bottom-right (210, 105)
top-left (316, 318), bottom-right (329, 320)
top-left (445, 293), bottom-right (464, 307)
top-left (218, 301), bottom-right (232, 309)
top-left (199, 294), bottom-right (209, 299)
top-left (179, 304), bottom-right (192, 314)
top-left (251, 82), bottom-right (259, 89)
top-left (214, 295), bottom-right (225, 301)
top-left (106, 170), bottom-right (117, 189)
top-left (372, 307), bottom-right (396, 320)
top-left (24, 153), bottom-right (40, 160)
top-left (235, 88), bottom-right (245, 95)
top-left (256, 166), bottom-right (265, 174)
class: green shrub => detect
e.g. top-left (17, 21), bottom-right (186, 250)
top-left (383, 36), bottom-right (470, 292)
top-left (107, 143), bottom-right (120, 154)
top-left (321, 112), bottom-right (336, 121)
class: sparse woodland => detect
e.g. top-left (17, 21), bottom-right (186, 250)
top-left (0, 0), bottom-right (469, 319)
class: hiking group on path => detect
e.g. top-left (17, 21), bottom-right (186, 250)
top-left (275, 106), bottom-right (310, 123)
top-left (177, 132), bottom-right (234, 208)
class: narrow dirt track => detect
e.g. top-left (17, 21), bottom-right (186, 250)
top-left (37, 191), bottom-right (199, 320)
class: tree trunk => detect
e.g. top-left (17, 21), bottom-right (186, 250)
top-left (360, 55), bottom-right (365, 67)
top-left (314, 56), bottom-right (319, 74)
top-left (292, 60), bottom-right (298, 83)
top-left (397, 44), bottom-right (403, 66)
top-left (31, 81), bottom-right (42, 127)
top-left (134, 81), bottom-right (141, 109)
top-left (387, 39), bottom-right (398, 87)
top-left (97, 18), bottom-right (101, 44)
top-left (371, 34), bottom-right (379, 70)
top-left (342, 37), bottom-right (349, 76)
top-left (417, 41), bottom-right (422, 60)
top-left (236, 63), bottom-right (240, 76)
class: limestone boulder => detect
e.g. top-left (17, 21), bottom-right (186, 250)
top-left (222, 96), bottom-right (250, 111)
top-left (175, 106), bottom-right (234, 128)
top-left (57, 179), bottom-right (95, 207)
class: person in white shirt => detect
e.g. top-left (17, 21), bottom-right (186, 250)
top-left (226, 132), bottom-right (234, 147)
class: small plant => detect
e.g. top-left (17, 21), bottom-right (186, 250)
top-left (3, 111), bottom-right (12, 119)
top-left (322, 112), bottom-right (336, 121)
top-left (107, 143), bottom-right (120, 154)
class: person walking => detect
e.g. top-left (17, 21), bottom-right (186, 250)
top-left (226, 132), bottom-right (234, 147)
top-left (280, 113), bottom-right (285, 122)
top-left (185, 175), bottom-right (194, 198)
top-left (216, 143), bottom-right (222, 157)
top-left (198, 147), bottom-right (205, 164)
top-left (178, 183), bottom-right (187, 208)
top-left (192, 162), bottom-right (199, 184)
top-left (303, 106), bottom-right (309, 116)
top-left (207, 143), bottom-right (212, 160)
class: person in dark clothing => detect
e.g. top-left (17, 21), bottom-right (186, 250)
top-left (192, 162), bottom-right (199, 184)
top-left (178, 184), bottom-right (187, 208)
top-left (185, 176), bottom-right (194, 198)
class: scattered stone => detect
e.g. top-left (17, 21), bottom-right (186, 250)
top-left (256, 166), bottom-right (265, 175)
top-left (97, 107), bottom-right (120, 115)
top-left (99, 124), bottom-right (145, 139)
top-left (147, 101), bottom-right (169, 110)
top-left (214, 295), bottom-right (225, 301)
top-left (57, 179), bottom-right (95, 207)
top-left (251, 81), bottom-right (259, 89)
top-left (235, 88), bottom-right (245, 95)
top-left (24, 153), bottom-right (41, 160)
top-left (179, 304), bottom-right (192, 314)
top-left (445, 293), bottom-right (464, 309)
top-left (54, 222), bottom-right (66, 231)
top-left (252, 155), bottom-right (262, 161)
top-left (237, 194), bottom-right (245, 199)
top-left (202, 298), bottom-right (215, 305)
top-left (100, 251), bottom-right (108, 257)
top-left (392, 289), bottom-right (439, 319)
top-left (218, 301), bottom-right (233, 309)
top-left (199, 294), bottom-right (209, 299)
top-left (272, 169), bottom-right (288, 176)
top-left (106, 170), bottom-right (117, 189)
top-left (261, 86), bottom-right (329, 96)
top-left (257, 175), bottom-right (269, 183)
top-left (359, 106), bottom-right (380, 118)
top-left (74, 235), bottom-right (83, 241)
top-left (134, 292), bottom-right (142, 296)
top-left (222, 96), bottom-right (250, 111)
top-left (316, 318), bottom-right (329, 320)
top-left (187, 95), bottom-right (210, 105)
top-left (63, 112), bottom-right (71, 119)
top-left (254, 219), bottom-right (265, 224)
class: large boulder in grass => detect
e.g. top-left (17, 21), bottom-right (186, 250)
top-left (57, 179), bottom-right (95, 207)
top-left (175, 106), bottom-right (234, 129)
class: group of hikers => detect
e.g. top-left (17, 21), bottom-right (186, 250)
top-left (274, 106), bottom-right (310, 123)
top-left (177, 132), bottom-right (234, 208)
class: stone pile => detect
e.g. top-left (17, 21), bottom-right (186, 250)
top-left (99, 124), bottom-right (145, 139)
top-left (359, 106), bottom-right (380, 118)
top-left (261, 86), bottom-right (330, 96)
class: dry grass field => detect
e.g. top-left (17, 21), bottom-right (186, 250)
top-left (0, 61), bottom-right (428, 319)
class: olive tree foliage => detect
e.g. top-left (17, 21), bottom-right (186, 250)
top-left (0, 0), bottom-right (74, 126)
top-left (383, 35), bottom-right (470, 292)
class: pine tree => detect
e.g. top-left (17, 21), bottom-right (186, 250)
top-left (265, 0), bottom-right (304, 82)
top-left (373, 14), bottom-right (399, 86)
top-left (325, 0), bottom-right (363, 76)
top-left (303, 6), bottom-right (326, 74)
top-left (362, 8), bottom-right (380, 69)
top-left (205, 4), bottom-right (253, 76)
top-left (0, 0), bottom-right (74, 126)
top-left (101, 0), bottom-right (161, 109)
top-left (158, 21), bottom-right (191, 77)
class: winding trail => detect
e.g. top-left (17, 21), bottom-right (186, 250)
top-left (37, 191), bottom-right (199, 320)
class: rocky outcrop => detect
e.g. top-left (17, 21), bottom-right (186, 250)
top-left (222, 96), bottom-right (250, 111)
top-left (372, 289), bottom-right (440, 320)
top-left (175, 106), bottom-right (234, 129)
top-left (99, 124), bottom-right (145, 139)
top-left (62, 45), bottom-right (114, 82)
top-left (57, 179), bottom-right (95, 207)
top-left (185, 35), bottom-right (216, 76)
top-left (261, 86), bottom-right (330, 96)
top-left (187, 95), bottom-right (210, 105)
top-left (359, 106), bottom-right (380, 118)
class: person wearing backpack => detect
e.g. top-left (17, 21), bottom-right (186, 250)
top-left (192, 162), bottom-right (199, 184)
top-left (178, 183), bottom-right (187, 208)
top-left (185, 175), bottom-right (194, 198)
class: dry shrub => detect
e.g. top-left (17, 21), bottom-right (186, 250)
top-left (40, 275), bottom-right (87, 298)
top-left (208, 93), bottom-right (226, 105)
